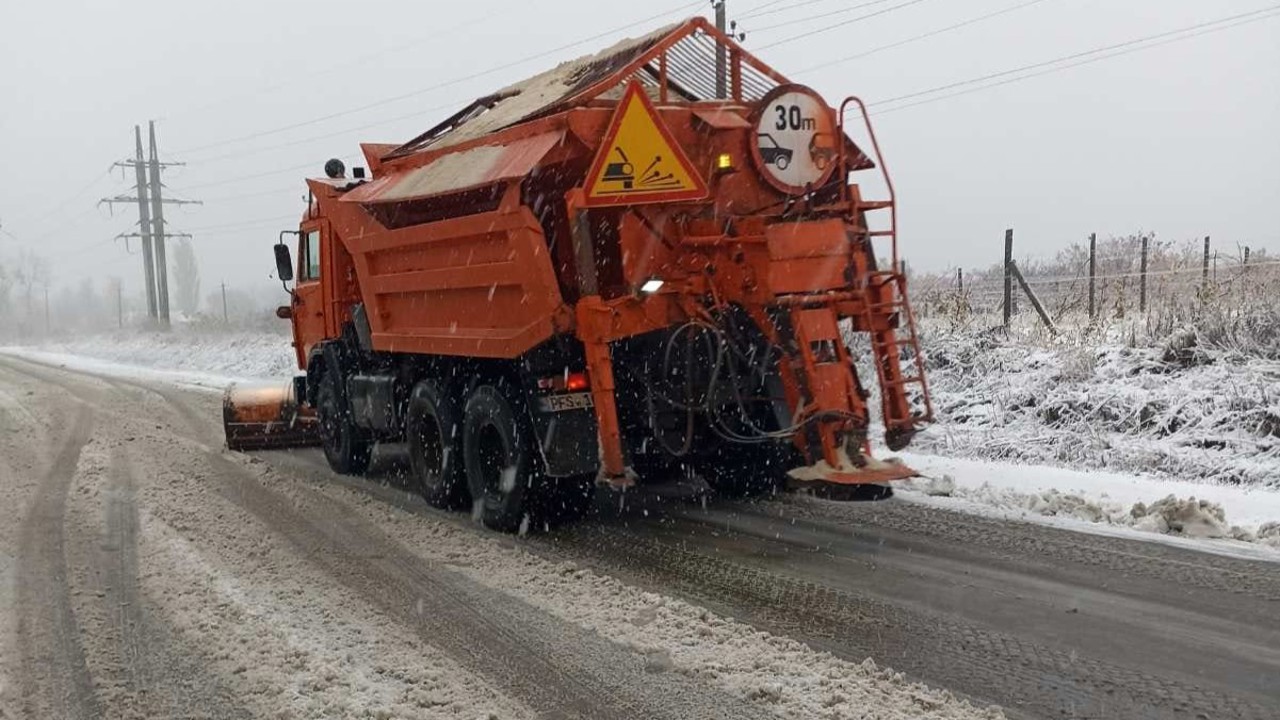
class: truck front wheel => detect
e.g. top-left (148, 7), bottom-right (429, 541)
top-left (317, 376), bottom-right (372, 476)
top-left (462, 384), bottom-right (540, 532)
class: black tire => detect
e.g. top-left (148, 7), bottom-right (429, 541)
top-left (462, 384), bottom-right (541, 532)
top-left (696, 441), bottom-right (799, 499)
top-left (405, 380), bottom-right (468, 509)
top-left (316, 375), bottom-right (372, 476)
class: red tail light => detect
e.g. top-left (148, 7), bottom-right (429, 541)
top-left (538, 371), bottom-right (591, 392)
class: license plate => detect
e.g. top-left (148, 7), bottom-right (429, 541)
top-left (541, 392), bottom-right (595, 412)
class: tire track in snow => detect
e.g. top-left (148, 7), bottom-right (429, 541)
top-left (13, 406), bottom-right (101, 719)
top-left (541, 511), bottom-right (1279, 720)
top-left (50, 363), bottom-right (772, 719)
top-left (66, 442), bottom-right (255, 719)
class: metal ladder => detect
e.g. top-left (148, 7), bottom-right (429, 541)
top-left (838, 96), bottom-right (934, 435)
top-left (864, 271), bottom-right (934, 432)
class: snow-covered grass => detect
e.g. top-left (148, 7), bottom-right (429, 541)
top-left (8, 326), bottom-right (296, 380)
top-left (912, 320), bottom-right (1280, 488)
top-left (0, 326), bottom-right (295, 389)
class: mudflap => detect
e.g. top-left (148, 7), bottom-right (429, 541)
top-left (223, 380), bottom-right (320, 451)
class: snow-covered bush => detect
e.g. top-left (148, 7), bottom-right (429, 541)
top-left (913, 321), bottom-right (1280, 487)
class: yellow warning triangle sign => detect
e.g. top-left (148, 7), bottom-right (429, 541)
top-left (583, 82), bottom-right (708, 207)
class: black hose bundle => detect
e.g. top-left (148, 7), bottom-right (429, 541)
top-left (646, 311), bottom-right (856, 456)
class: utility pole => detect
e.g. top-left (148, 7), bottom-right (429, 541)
top-left (149, 120), bottom-right (200, 327)
top-left (1202, 236), bottom-right (1211, 288)
top-left (1087, 232), bottom-right (1097, 322)
top-left (1139, 234), bottom-right (1148, 314)
top-left (714, 0), bottom-right (727, 99)
top-left (221, 281), bottom-right (229, 323)
top-left (117, 281), bottom-right (124, 329)
top-left (1003, 228), bottom-right (1014, 329)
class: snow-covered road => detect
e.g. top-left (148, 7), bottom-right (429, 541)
top-left (1, 352), bottom-right (1278, 718)
top-left (0, 354), bottom-right (1000, 720)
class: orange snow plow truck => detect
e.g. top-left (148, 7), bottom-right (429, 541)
top-left (223, 18), bottom-right (934, 530)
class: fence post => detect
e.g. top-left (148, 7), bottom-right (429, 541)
top-left (1003, 228), bottom-right (1013, 329)
top-left (1139, 235), bottom-right (1148, 314)
top-left (957, 268), bottom-right (964, 293)
top-left (1088, 232), bottom-right (1097, 322)
top-left (1201, 236), bottom-right (1210, 291)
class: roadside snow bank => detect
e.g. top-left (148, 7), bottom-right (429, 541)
top-left (2, 328), bottom-right (293, 382)
top-left (898, 453), bottom-right (1280, 559)
top-left (914, 328), bottom-right (1280, 487)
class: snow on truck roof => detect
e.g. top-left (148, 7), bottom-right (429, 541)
top-left (388, 18), bottom-right (790, 158)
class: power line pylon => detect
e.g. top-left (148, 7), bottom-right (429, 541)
top-left (100, 123), bottom-right (200, 327)
top-left (101, 126), bottom-right (158, 319)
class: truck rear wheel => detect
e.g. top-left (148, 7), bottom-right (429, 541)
top-left (462, 384), bottom-right (540, 532)
top-left (317, 376), bottom-right (372, 476)
top-left (406, 380), bottom-right (468, 509)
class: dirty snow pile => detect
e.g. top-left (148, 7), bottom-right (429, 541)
top-left (1, 327), bottom-right (295, 383)
top-left (897, 453), bottom-right (1280, 555)
top-left (913, 324), bottom-right (1280, 487)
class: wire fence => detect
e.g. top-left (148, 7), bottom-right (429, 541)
top-left (908, 233), bottom-right (1280, 346)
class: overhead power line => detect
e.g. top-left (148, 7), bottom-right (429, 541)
top-left (163, 12), bottom-right (493, 123)
top-left (176, 161), bottom-right (320, 192)
top-left (174, 0), bottom-right (704, 156)
top-left (866, 4), bottom-right (1280, 113)
top-left (793, 0), bottom-right (1054, 75)
top-left (740, 0), bottom-right (844, 21)
top-left (752, 0), bottom-right (904, 33)
top-left (755, 0), bottom-right (936, 50)
top-left (180, 214), bottom-right (298, 233)
top-left (4, 167), bottom-right (112, 229)
top-left (186, 95), bottom-right (470, 167)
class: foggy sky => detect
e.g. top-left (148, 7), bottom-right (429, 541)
top-left (2, 0), bottom-right (1277, 307)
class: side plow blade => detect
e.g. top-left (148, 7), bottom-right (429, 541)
top-left (786, 447), bottom-right (918, 495)
top-left (222, 381), bottom-right (320, 451)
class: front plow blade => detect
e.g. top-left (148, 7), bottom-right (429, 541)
top-left (222, 381), bottom-right (319, 451)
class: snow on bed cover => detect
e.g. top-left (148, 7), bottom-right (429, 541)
top-left (896, 452), bottom-right (1280, 561)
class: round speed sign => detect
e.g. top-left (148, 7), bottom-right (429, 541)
top-left (751, 85), bottom-right (839, 195)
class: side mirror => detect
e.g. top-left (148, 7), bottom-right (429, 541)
top-left (274, 243), bottom-right (294, 282)
top-left (276, 305), bottom-right (293, 319)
